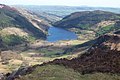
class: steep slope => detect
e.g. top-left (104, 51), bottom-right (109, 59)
top-left (16, 5), bottom-right (63, 19)
top-left (54, 10), bottom-right (120, 40)
top-left (32, 12), bottom-right (62, 24)
top-left (0, 4), bottom-right (48, 48)
top-left (50, 32), bottom-right (120, 74)
top-left (15, 7), bottom-right (50, 33)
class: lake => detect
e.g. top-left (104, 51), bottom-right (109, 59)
top-left (46, 27), bottom-right (77, 42)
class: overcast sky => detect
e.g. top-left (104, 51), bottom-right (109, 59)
top-left (1, 0), bottom-right (120, 8)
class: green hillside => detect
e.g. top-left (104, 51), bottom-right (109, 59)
top-left (0, 5), bottom-right (46, 38)
top-left (0, 4), bottom-right (47, 49)
top-left (54, 10), bottom-right (120, 29)
top-left (54, 10), bottom-right (120, 39)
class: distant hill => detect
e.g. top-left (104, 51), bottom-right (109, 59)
top-left (0, 4), bottom-right (48, 49)
top-left (16, 5), bottom-right (120, 17)
top-left (53, 10), bottom-right (120, 40)
top-left (14, 5), bottom-right (62, 24)
top-left (30, 12), bottom-right (62, 24)
top-left (54, 10), bottom-right (120, 29)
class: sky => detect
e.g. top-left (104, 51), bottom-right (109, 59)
top-left (1, 0), bottom-right (120, 8)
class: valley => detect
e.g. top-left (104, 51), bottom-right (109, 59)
top-left (0, 4), bottom-right (120, 80)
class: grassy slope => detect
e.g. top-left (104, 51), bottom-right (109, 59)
top-left (0, 5), bottom-right (47, 49)
top-left (0, 5), bottom-right (46, 38)
top-left (53, 11), bottom-right (120, 40)
top-left (54, 10), bottom-right (120, 29)
top-left (15, 65), bottom-right (120, 80)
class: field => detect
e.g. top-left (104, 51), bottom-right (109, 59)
top-left (0, 39), bottom-right (87, 74)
